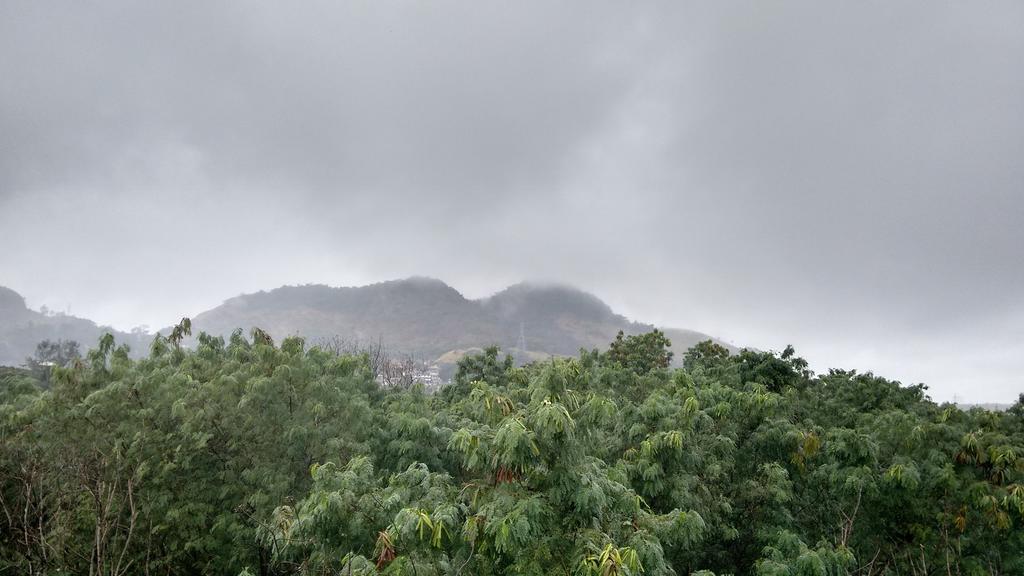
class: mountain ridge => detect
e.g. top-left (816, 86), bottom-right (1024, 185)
top-left (0, 279), bottom-right (735, 368)
top-left (0, 286), bottom-right (149, 366)
top-left (187, 277), bottom-right (734, 364)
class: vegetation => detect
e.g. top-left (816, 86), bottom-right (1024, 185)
top-left (23, 338), bottom-right (82, 387)
top-left (0, 280), bottom-right (732, 377)
top-left (161, 279), bottom-right (733, 363)
top-left (1, 324), bottom-right (1022, 575)
top-left (0, 285), bottom-right (149, 368)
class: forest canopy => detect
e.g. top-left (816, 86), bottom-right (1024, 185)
top-left (1, 325), bottom-right (1022, 575)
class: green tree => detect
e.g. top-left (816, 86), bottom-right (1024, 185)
top-left (3, 328), bottom-right (1022, 575)
top-left (604, 330), bottom-right (674, 375)
top-left (24, 338), bottom-right (80, 385)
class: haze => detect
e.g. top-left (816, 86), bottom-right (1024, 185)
top-left (2, 1), bottom-right (1022, 403)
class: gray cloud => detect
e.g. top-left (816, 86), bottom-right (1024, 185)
top-left (2, 1), bottom-right (1023, 402)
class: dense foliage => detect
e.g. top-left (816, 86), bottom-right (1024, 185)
top-left (23, 339), bottom-right (82, 387)
top-left (2, 325), bottom-right (1022, 575)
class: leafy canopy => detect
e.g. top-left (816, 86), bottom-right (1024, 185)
top-left (2, 326), bottom-right (1022, 576)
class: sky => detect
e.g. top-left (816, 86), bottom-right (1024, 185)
top-left (2, 1), bottom-right (1022, 403)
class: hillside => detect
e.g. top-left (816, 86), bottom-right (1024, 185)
top-left (0, 286), bottom-right (147, 366)
top-left (0, 279), bottom-right (734, 369)
top-left (188, 278), bottom-right (734, 365)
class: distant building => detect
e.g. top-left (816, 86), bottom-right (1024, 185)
top-left (374, 358), bottom-right (444, 391)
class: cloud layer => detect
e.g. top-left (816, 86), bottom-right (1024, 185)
top-left (2, 1), bottom-right (1023, 402)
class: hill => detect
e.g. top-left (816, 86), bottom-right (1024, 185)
top-left (0, 286), bottom-right (148, 366)
top-left (0, 279), bottom-right (734, 370)
top-left (187, 278), bottom-right (734, 366)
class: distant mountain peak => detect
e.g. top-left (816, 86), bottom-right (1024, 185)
top-left (374, 276), bottom-right (465, 298)
top-left (0, 286), bottom-right (149, 366)
top-left (498, 280), bottom-right (598, 296)
top-left (1, 279), bottom-right (735, 370)
top-left (483, 281), bottom-right (617, 321)
top-left (391, 275), bottom-right (452, 287)
top-left (180, 278), bottom-right (734, 363)
top-left (0, 286), bottom-right (27, 311)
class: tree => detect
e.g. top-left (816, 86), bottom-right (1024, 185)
top-left (2, 328), bottom-right (1022, 575)
top-left (442, 345), bottom-right (514, 399)
top-left (24, 338), bottom-right (80, 385)
top-left (0, 366), bottom-right (40, 403)
top-left (682, 339), bottom-right (730, 372)
top-left (734, 347), bottom-right (807, 393)
top-left (603, 330), bottom-right (674, 374)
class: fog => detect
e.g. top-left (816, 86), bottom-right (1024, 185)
top-left (2, 1), bottom-right (1022, 402)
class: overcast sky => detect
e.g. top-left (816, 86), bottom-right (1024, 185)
top-left (2, 1), bottom-right (1023, 402)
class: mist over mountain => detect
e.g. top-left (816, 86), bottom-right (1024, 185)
top-left (0, 286), bottom-right (148, 366)
top-left (0, 279), bottom-right (732, 368)
top-left (187, 277), bottom-right (734, 365)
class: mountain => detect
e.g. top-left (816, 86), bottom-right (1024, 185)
top-left (0, 279), bottom-right (735, 370)
top-left (0, 286), bottom-right (148, 366)
top-left (481, 282), bottom-right (659, 356)
top-left (187, 278), bottom-right (735, 366)
top-left (189, 278), bottom-right (495, 354)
